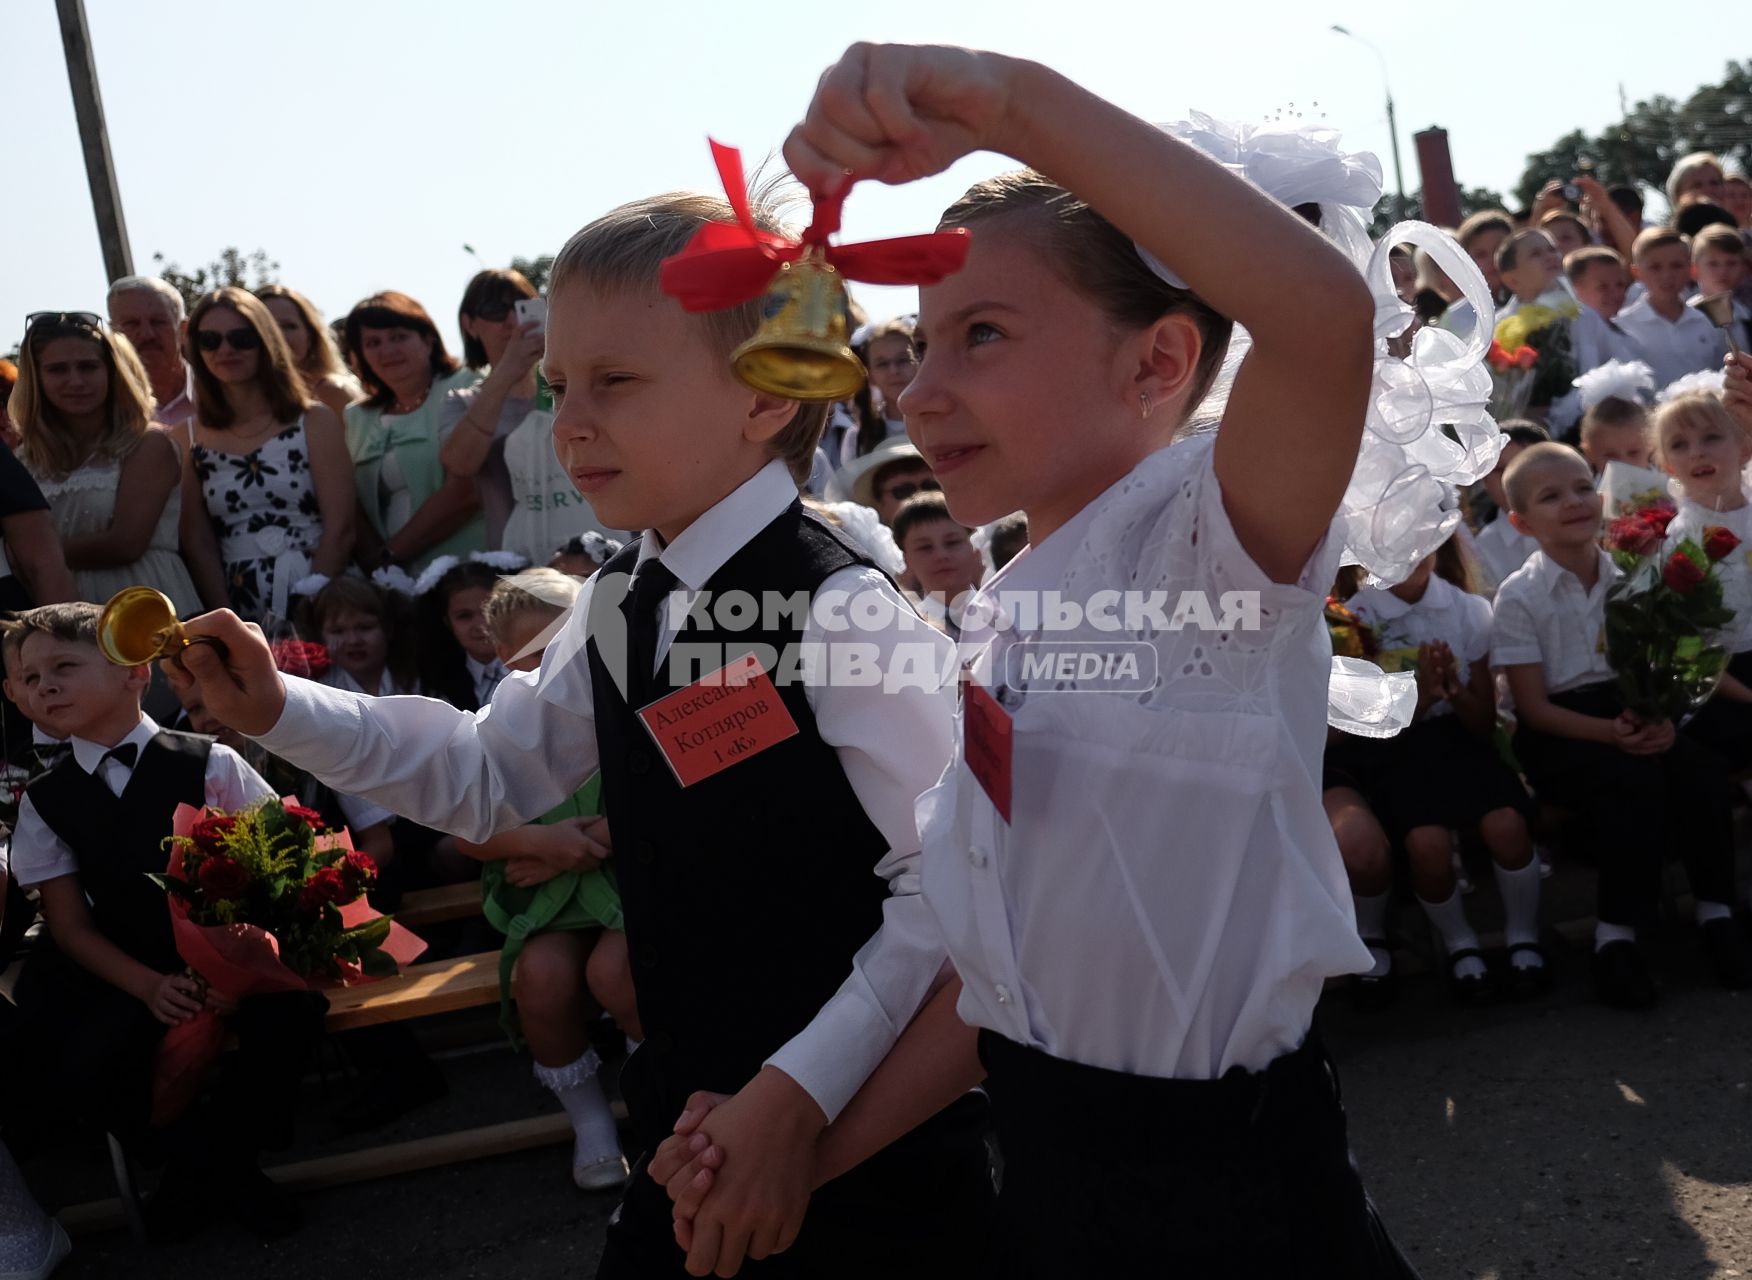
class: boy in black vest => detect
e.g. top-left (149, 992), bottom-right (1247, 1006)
top-left (4, 603), bottom-right (327, 1240)
top-left (170, 189), bottom-right (993, 1278)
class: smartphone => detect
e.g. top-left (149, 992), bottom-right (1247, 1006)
top-left (515, 297), bottom-right (548, 335)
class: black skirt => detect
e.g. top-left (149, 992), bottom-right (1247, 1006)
top-left (978, 1030), bottom-right (1421, 1279)
top-left (1330, 716), bottom-right (1529, 842)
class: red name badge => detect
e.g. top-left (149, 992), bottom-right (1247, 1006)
top-left (636, 653), bottom-right (800, 788)
top-left (961, 675), bottom-right (1013, 823)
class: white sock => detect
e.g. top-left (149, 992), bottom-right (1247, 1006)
top-left (1353, 890), bottom-right (1392, 978)
top-left (1596, 921), bottom-right (1637, 951)
top-left (1419, 887), bottom-right (1485, 980)
top-left (1493, 858), bottom-right (1545, 967)
top-left (534, 1049), bottom-right (622, 1167)
top-left (1697, 900), bottom-right (1734, 925)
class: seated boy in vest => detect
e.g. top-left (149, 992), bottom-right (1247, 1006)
top-left (169, 189), bottom-right (993, 1278)
top-left (5, 603), bottom-right (327, 1241)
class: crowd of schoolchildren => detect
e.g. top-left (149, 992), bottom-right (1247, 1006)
top-left (1, 92), bottom-right (1751, 1278)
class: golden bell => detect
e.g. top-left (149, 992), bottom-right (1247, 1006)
top-left (731, 247), bottom-right (867, 402)
top-left (98, 587), bottom-right (199, 666)
top-left (1696, 291), bottom-right (1744, 354)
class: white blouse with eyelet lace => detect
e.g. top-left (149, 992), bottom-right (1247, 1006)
top-left (924, 434), bottom-right (1372, 1080)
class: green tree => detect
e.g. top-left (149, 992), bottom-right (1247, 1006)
top-left (1369, 185), bottom-right (1510, 237)
top-left (511, 254), bottom-right (555, 294)
top-left (1514, 61), bottom-right (1752, 207)
top-left (151, 246), bottom-right (281, 312)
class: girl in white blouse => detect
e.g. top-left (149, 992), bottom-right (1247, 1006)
top-left (659, 43), bottom-right (1423, 1279)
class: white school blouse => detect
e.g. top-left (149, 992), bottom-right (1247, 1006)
top-left (1346, 577), bottom-right (1494, 719)
top-left (1489, 548), bottom-right (1620, 692)
top-left (1667, 497), bottom-right (1752, 654)
top-left (922, 436), bottom-right (1373, 1080)
top-left (1470, 518), bottom-right (1540, 592)
top-left (254, 459), bottom-right (958, 1122)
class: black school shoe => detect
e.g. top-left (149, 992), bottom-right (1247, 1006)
top-left (1349, 938), bottom-right (1398, 1013)
top-left (1700, 917), bottom-right (1752, 989)
top-left (1443, 947), bottom-right (1495, 1007)
top-left (1501, 941), bottom-right (1554, 999)
top-left (1592, 939), bottom-right (1659, 1010)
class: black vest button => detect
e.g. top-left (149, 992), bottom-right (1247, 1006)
top-left (639, 945), bottom-right (660, 969)
top-left (636, 839), bottom-right (658, 865)
top-left (629, 749), bottom-right (652, 775)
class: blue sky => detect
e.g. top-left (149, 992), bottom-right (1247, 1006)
top-left (4, 1), bottom-right (1738, 356)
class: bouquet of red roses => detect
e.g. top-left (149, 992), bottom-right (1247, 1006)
top-left (1603, 500), bottom-right (1737, 722)
top-left (148, 796), bottom-right (425, 1122)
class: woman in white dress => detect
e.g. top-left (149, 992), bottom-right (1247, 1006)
top-left (9, 311), bottom-right (202, 614)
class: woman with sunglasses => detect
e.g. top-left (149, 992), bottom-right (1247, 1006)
top-left (9, 311), bottom-right (201, 614)
top-left (179, 288), bottom-right (356, 624)
top-left (435, 269), bottom-right (545, 548)
top-left (255, 285), bottom-right (362, 421)
top-left (341, 292), bottom-right (484, 574)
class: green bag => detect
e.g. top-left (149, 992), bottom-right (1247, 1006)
top-left (481, 774), bottom-right (624, 1046)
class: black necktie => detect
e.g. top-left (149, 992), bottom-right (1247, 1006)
top-left (621, 559), bottom-right (680, 697)
top-left (101, 742), bottom-right (138, 770)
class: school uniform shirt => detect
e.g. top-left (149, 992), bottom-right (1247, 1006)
top-left (1667, 498), bottom-right (1752, 653)
top-left (1615, 297), bottom-right (1730, 390)
top-left (1470, 517), bottom-right (1541, 591)
top-left (9, 715), bottom-right (273, 887)
top-left (253, 458), bottom-right (958, 1122)
top-left (1346, 577), bottom-right (1493, 718)
top-left (466, 655), bottom-right (509, 707)
top-left (1572, 304), bottom-right (1648, 377)
top-left (1488, 548), bottom-right (1620, 693)
top-left (922, 435), bottom-right (1373, 1081)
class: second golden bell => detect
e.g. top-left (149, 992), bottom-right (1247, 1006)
top-left (732, 249), bottom-right (866, 403)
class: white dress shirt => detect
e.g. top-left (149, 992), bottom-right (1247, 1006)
top-left (254, 459), bottom-right (957, 1122)
top-left (1489, 548), bottom-right (1620, 693)
top-left (466, 654), bottom-right (509, 707)
top-left (1616, 297), bottom-right (1730, 390)
top-left (1347, 576), bottom-right (1494, 718)
top-left (1470, 517), bottom-right (1541, 591)
top-left (1571, 305), bottom-right (1648, 377)
top-left (1667, 497), bottom-right (1752, 654)
top-left (921, 436), bottom-right (1373, 1081)
top-left (10, 715), bottom-right (274, 887)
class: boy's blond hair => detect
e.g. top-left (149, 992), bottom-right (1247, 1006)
top-left (1564, 244), bottom-right (1624, 284)
top-left (1653, 392), bottom-right (1748, 463)
top-left (1692, 224), bottom-right (1747, 262)
top-left (483, 568), bottom-right (580, 646)
top-left (1632, 227), bottom-right (1687, 262)
top-left (1503, 442), bottom-right (1589, 514)
top-left (548, 191), bottom-right (829, 484)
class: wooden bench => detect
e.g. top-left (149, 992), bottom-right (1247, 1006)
top-left (393, 883), bottom-right (485, 930)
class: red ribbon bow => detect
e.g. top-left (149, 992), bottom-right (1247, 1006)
top-left (659, 141), bottom-right (971, 313)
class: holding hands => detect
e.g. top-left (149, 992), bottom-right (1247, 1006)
top-left (1613, 711), bottom-right (1675, 756)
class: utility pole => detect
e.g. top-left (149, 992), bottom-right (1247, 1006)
top-left (55, 0), bottom-right (133, 281)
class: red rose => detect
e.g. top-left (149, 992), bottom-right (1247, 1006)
top-left (297, 866), bottom-right (349, 913)
top-left (339, 850), bottom-right (378, 893)
top-left (271, 639), bottom-right (331, 679)
top-left (190, 814), bottom-right (238, 854)
top-left (1606, 515), bottom-right (1662, 557)
top-left (1641, 503), bottom-right (1678, 538)
top-left (1703, 526), bottom-right (1742, 563)
top-left (196, 856), bottom-right (251, 901)
top-left (283, 803), bottom-right (326, 830)
top-left (1663, 552), bottom-right (1707, 596)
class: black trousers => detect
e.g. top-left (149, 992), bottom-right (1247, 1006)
top-left (977, 1030), bottom-right (1421, 1280)
top-left (6, 943), bottom-right (327, 1166)
top-left (1682, 651), bottom-right (1752, 770)
top-left (1514, 683), bottom-right (1737, 926)
top-left (597, 1092), bottom-right (994, 1280)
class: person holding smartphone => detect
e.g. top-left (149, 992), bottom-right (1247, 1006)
top-left (438, 269), bottom-right (548, 547)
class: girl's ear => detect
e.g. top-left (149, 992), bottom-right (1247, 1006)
top-left (1131, 312), bottom-right (1205, 418)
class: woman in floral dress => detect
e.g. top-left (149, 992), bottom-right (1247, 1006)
top-left (179, 288), bottom-right (355, 625)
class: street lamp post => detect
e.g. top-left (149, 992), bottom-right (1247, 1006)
top-left (1331, 24), bottom-right (1407, 223)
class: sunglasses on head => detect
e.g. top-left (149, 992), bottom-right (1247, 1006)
top-left (883, 478), bottom-right (941, 502)
top-left (25, 310), bottom-right (103, 335)
top-left (195, 327), bottom-right (262, 353)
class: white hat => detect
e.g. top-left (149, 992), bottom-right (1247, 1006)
top-left (829, 435), bottom-right (929, 508)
